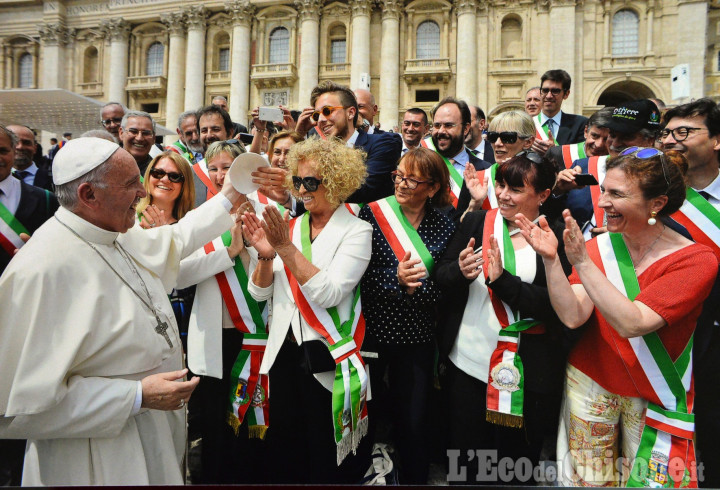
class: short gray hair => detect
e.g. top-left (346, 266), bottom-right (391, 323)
top-left (177, 110), bottom-right (197, 130)
top-left (0, 124), bottom-right (18, 146)
top-left (212, 95), bottom-right (228, 103)
top-left (587, 107), bottom-right (615, 130)
top-left (121, 110), bottom-right (156, 134)
top-left (55, 160), bottom-right (113, 209)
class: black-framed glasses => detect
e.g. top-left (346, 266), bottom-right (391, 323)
top-left (620, 146), bottom-right (670, 191)
top-left (487, 131), bottom-right (520, 144)
top-left (101, 117), bottom-right (123, 126)
top-left (659, 127), bottom-right (707, 142)
top-left (540, 87), bottom-right (564, 95)
top-left (391, 171), bottom-right (432, 190)
top-left (311, 106), bottom-right (345, 122)
top-left (292, 176), bottom-right (323, 191)
top-left (149, 168), bottom-right (185, 183)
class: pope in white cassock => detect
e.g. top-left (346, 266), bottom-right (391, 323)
top-left (0, 137), bottom-right (243, 485)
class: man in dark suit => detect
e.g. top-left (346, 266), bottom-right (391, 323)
top-left (545, 106), bottom-right (613, 172)
top-left (531, 69), bottom-right (588, 156)
top-left (0, 124), bottom-right (59, 486)
top-left (465, 105), bottom-right (494, 163)
top-left (7, 125), bottom-right (54, 192)
top-left (354, 89), bottom-right (384, 135)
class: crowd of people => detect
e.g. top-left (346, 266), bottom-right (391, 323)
top-left (0, 68), bottom-right (719, 488)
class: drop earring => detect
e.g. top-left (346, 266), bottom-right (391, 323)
top-left (648, 211), bottom-right (657, 226)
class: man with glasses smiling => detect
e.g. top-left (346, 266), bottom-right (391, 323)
top-left (400, 108), bottom-right (430, 153)
top-left (118, 110), bottom-right (157, 177)
top-left (100, 102), bottom-right (126, 142)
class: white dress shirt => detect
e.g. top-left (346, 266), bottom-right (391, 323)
top-left (0, 174), bottom-right (21, 215)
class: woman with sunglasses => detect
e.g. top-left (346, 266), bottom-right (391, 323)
top-left (137, 151), bottom-right (194, 228)
top-left (248, 131), bottom-right (304, 210)
top-left (241, 137), bottom-right (372, 484)
top-left (518, 149), bottom-right (716, 486)
top-left (435, 153), bottom-right (571, 485)
top-left (357, 147), bottom-right (455, 484)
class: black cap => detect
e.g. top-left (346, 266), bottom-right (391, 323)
top-left (605, 99), bottom-right (661, 134)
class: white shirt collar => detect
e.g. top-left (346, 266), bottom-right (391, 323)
top-left (696, 170), bottom-right (720, 205)
top-left (347, 130), bottom-right (360, 147)
top-left (540, 110), bottom-right (563, 128)
top-left (450, 148), bottom-right (469, 167)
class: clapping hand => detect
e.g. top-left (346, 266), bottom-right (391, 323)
top-left (241, 211), bottom-right (275, 258)
top-left (140, 205), bottom-right (170, 229)
top-left (515, 213), bottom-right (557, 260)
top-left (486, 235), bottom-right (504, 282)
top-left (260, 205), bottom-right (292, 250)
top-left (397, 250), bottom-right (426, 295)
top-left (458, 237), bottom-right (484, 280)
top-left (464, 164), bottom-right (489, 210)
top-left (560, 209), bottom-right (589, 266)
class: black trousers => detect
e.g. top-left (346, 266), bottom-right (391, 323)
top-left (370, 341), bottom-right (434, 484)
top-left (264, 339), bottom-right (372, 484)
top-left (0, 439), bottom-right (24, 486)
top-left (443, 360), bottom-right (552, 486)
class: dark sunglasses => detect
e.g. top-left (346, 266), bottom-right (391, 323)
top-left (149, 168), bottom-right (185, 183)
top-left (311, 106), bottom-right (345, 122)
top-left (620, 146), bottom-right (670, 190)
top-left (292, 176), bottom-right (323, 192)
top-left (514, 150), bottom-right (543, 164)
top-left (487, 131), bottom-right (519, 144)
top-left (540, 87), bottom-right (564, 95)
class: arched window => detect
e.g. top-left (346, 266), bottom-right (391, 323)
top-left (500, 17), bottom-right (522, 58)
top-left (329, 24), bottom-right (346, 64)
top-left (612, 9), bottom-right (639, 56)
top-left (83, 47), bottom-right (99, 83)
top-left (416, 21), bottom-right (440, 59)
top-left (18, 53), bottom-right (33, 88)
top-left (269, 27), bottom-right (290, 64)
top-left (146, 42), bottom-right (164, 76)
top-left (216, 32), bottom-right (231, 71)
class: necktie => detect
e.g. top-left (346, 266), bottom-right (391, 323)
top-left (14, 170), bottom-right (30, 181)
top-left (545, 119), bottom-right (556, 139)
top-left (699, 190), bottom-right (711, 200)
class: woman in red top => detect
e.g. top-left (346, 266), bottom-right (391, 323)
top-left (517, 148), bottom-right (717, 487)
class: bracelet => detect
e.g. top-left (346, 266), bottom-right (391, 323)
top-left (243, 238), bottom-right (251, 248)
top-left (257, 253), bottom-right (276, 261)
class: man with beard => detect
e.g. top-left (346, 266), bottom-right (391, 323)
top-left (100, 102), bottom-right (125, 142)
top-left (118, 111), bottom-right (157, 176)
top-left (400, 108), bottom-right (430, 154)
top-left (423, 97), bottom-right (490, 220)
top-left (192, 105), bottom-right (237, 207)
top-left (6, 125), bottom-right (53, 192)
top-left (167, 111), bottom-right (203, 164)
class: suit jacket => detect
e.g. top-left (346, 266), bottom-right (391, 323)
top-left (31, 165), bottom-right (54, 192)
top-left (545, 145), bottom-right (567, 173)
top-left (0, 182), bottom-right (59, 274)
top-left (554, 112), bottom-right (588, 146)
top-left (453, 150), bottom-right (493, 222)
top-left (469, 140), bottom-right (495, 164)
top-left (434, 210), bottom-right (573, 394)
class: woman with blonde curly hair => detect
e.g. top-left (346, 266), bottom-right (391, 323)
top-left (243, 137), bottom-right (372, 484)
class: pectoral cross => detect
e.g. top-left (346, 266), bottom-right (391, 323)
top-left (155, 317), bottom-right (173, 348)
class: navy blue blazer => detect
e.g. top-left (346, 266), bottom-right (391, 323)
top-left (554, 112), bottom-right (588, 146)
top-left (347, 130), bottom-right (402, 203)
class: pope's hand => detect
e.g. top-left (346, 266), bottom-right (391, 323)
top-left (220, 171), bottom-right (246, 207)
top-left (141, 369), bottom-right (199, 411)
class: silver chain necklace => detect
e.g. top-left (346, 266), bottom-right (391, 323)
top-left (628, 224), bottom-right (665, 272)
top-left (55, 216), bottom-right (173, 348)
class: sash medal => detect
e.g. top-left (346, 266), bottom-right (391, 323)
top-left (0, 201), bottom-right (29, 256)
top-left (420, 137), bottom-right (462, 208)
top-left (591, 233), bottom-right (696, 488)
top-left (204, 233), bottom-right (270, 439)
top-left (671, 188), bottom-right (720, 262)
top-left (367, 196), bottom-right (434, 278)
top-left (286, 213), bottom-right (368, 464)
top-left (483, 208), bottom-right (543, 428)
top-left (534, 115), bottom-right (556, 144)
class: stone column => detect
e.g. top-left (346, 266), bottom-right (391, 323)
top-left (646, 1), bottom-right (654, 54)
top-left (602, 1), bottom-right (610, 56)
top-left (184, 5), bottom-right (208, 111)
top-left (454, 0), bottom-right (477, 103)
top-left (549, 0), bottom-right (576, 113)
top-left (677, 0), bottom-right (707, 99)
top-left (349, 0), bottom-right (372, 89)
top-left (226, 0), bottom-right (255, 126)
top-left (38, 22), bottom-right (73, 89)
top-left (161, 12), bottom-right (186, 140)
top-left (379, 0), bottom-right (401, 130)
top-left (295, 0), bottom-right (321, 108)
top-left (476, 5), bottom-right (489, 110)
top-left (101, 18), bottom-right (130, 104)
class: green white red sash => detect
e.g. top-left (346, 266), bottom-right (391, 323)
top-left (671, 188), bottom-right (720, 262)
top-left (483, 208), bottom-right (543, 428)
top-left (420, 137), bottom-right (461, 208)
top-left (193, 159), bottom-right (217, 201)
top-left (590, 233), bottom-right (697, 488)
top-left (561, 142), bottom-right (587, 169)
top-left (345, 203), bottom-right (364, 216)
top-left (534, 115), bottom-right (556, 143)
top-left (204, 232), bottom-right (270, 439)
top-left (587, 155), bottom-right (609, 232)
top-left (475, 163), bottom-right (499, 210)
top-left (286, 213), bottom-right (368, 464)
top-left (0, 202), bottom-right (29, 257)
top-left (366, 196), bottom-right (434, 278)
top-left (166, 141), bottom-right (196, 164)
top-left (255, 191), bottom-right (285, 213)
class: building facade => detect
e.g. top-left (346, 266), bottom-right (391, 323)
top-left (0, 0), bottom-right (715, 136)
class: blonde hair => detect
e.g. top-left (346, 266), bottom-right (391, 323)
top-left (285, 137), bottom-right (367, 208)
top-left (136, 151), bottom-right (195, 220)
top-left (204, 139), bottom-right (246, 165)
top-left (488, 110), bottom-right (535, 139)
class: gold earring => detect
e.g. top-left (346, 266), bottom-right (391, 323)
top-left (648, 211), bottom-right (657, 226)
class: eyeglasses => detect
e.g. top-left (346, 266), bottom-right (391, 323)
top-left (619, 146), bottom-right (670, 191)
top-left (292, 176), bottom-right (323, 192)
top-left (432, 122), bottom-right (458, 131)
top-left (223, 139), bottom-right (240, 145)
top-left (101, 118), bottom-right (123, 126)
top-left (391, 171), bottom-right (432, 190)
top-left (659, 126), bottom-right (707, 142)
top-left (125, 128), bottom-right (154, 138)
top-left (149, 168), bottom-right (185, 183)
top-left (311, 106), bottom-right (345, 122)
top-left (540, 87), bottom-right (564, 96)
top-left (487, 131), bottom-right (521, 144)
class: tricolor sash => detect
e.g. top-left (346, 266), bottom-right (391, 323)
top-left (344, 203), bottom-right (364, 216)
top-left (286, 213), bottom-right (368, 464)
top-left (475, 163), bottom-right (499, 210)
top-left (420, 137), bottom-right (462, 208)
top-left (561, 142), bottom-right (587, 169)
top-left (167, 141), bottom-right (196, 164)
top-left (205, 233), bottom-right (270, 439)
top-left (591, 233), bottom-right (697, 488)
top-left (366, 196), bottom-right (434, 278)
top-left (534, 115), bottom-right (556, 143)
top-left (0, 202), bottom-right (29, 256)
top-left (671, 188), bottom-right (720, 262)
top-left (193, 159), bottom-right (217, 201)
top-left (483, 208), bottom-right (543, 428)
top-left (255, 191), bottom-right (285, 213)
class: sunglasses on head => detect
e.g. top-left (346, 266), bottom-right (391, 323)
top-left (620, 146), bottom-right (671, 190)
top-left (487, 131), bottom-right (519, 144)
top-left (292, 176), bottom-right (323, 192)
top-left (311, 106), bottom-right (345, 122)
top-left (149, 168), bottom-right (184, 183)
top-left (513, 150), bottom-right (543, 164)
